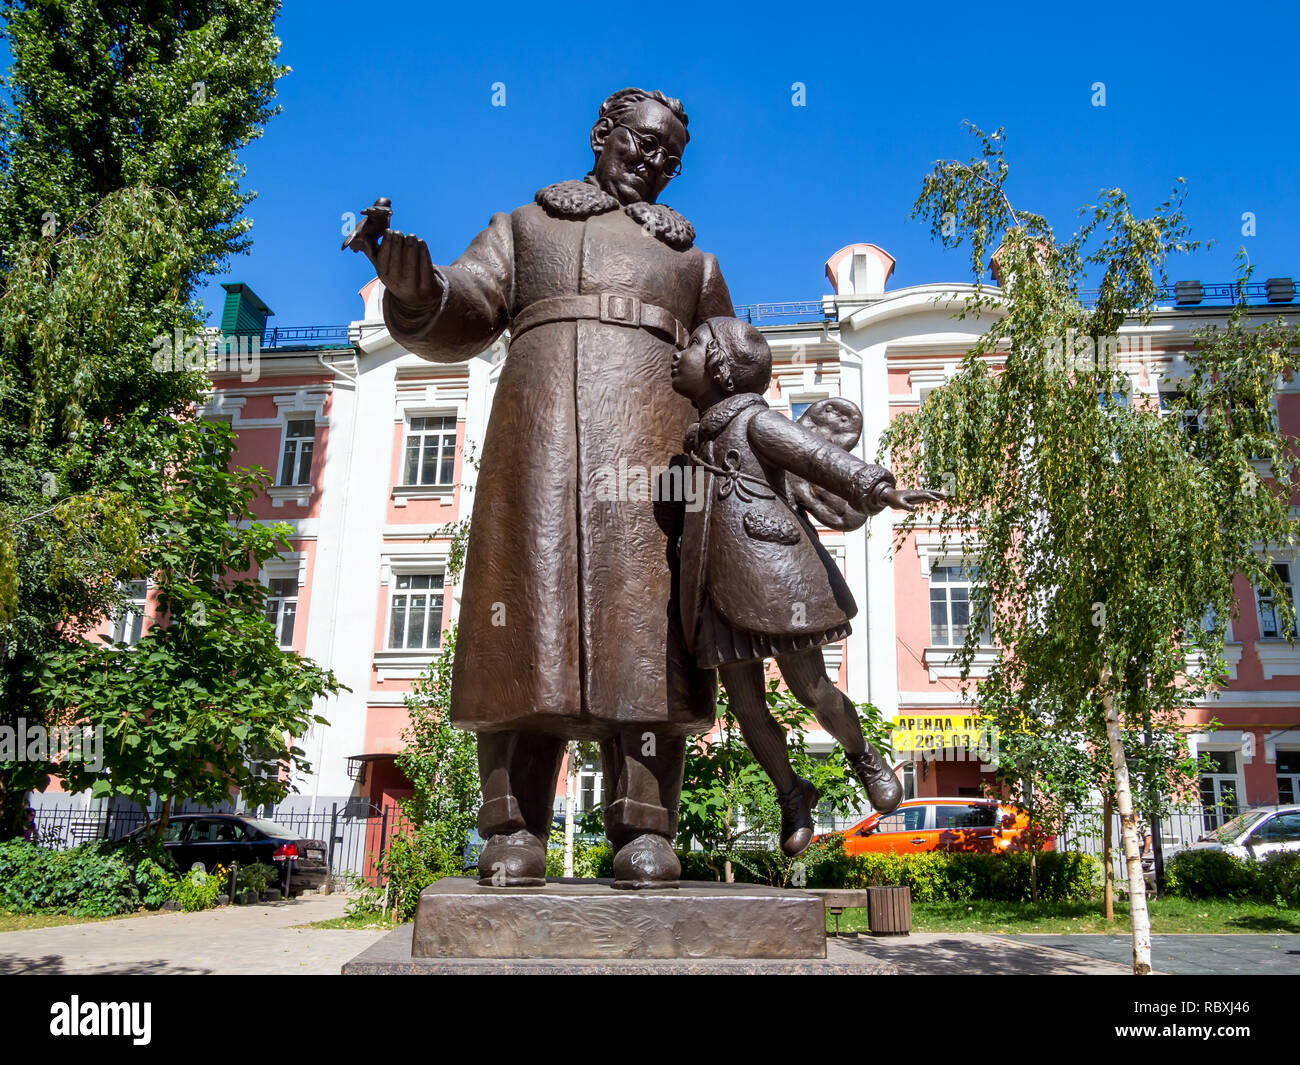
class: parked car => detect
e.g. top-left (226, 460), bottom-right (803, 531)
top-left (125, 814), bottom-right (329, 894)
top-left (816, 797), bottom-right (1054, 856)
top-left (1186, 805), bottom-right (1300, 862)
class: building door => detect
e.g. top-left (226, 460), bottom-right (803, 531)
top-left (1200, 750), bottom-right (1242, 830)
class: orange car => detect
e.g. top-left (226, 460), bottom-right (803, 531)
top-left (820, 798), bottom-right (1055, 856)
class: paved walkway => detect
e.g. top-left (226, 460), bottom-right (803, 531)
top-left (3, 900), bottom-right (1296, 974)
top-left (1011, 934), bottom-right (1300, 975)
top-left (832, 932), bottom-right (1132, 974)
top-left (0, 894), bottom-right (389, 976)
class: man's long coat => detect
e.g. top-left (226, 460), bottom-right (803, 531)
top-left (383, 177), bottom-right (734, 738)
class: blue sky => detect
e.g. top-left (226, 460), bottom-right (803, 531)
top-left (202, 0), bottom-right (1300, 328)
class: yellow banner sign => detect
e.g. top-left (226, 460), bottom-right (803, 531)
top-left (891, 713), bottom-right (997, 763)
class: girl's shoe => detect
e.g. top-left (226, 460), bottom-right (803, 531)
top-left (848, 746), bottom-right (902, 814)
top-left (778, 777), bottom-right (820, 857)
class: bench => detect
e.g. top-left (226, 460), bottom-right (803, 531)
top-left (805, 886), bottom-right (912, 936)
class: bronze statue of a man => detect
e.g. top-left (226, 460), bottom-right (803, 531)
top-left (350, 88), bottom-right (732, 888)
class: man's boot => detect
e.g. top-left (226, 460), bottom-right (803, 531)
top-left (474, 731), bottom-right (564, 886)
top-left (477, 829), bottom-right (546, 887)
top-left (777, 777), bottom-right (819, 857)
top-left (848, 745), bottom-right (902, 813)
top-left (612, 832), bottom-right (680, 890)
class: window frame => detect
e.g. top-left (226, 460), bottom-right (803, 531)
top-left (928, 562), bottom-right (992, 648)
top-left (1276, 748), bottom-right (1300, 805)
top-left (277, 416), bottom-right (316, 487)
top-left (264, 577), bottom-right (299, 650)
top-left (386, 570), bottom-right (447, 652)
top-left (1255, 562), bottom-right (1296, 640)
top-left (109, 579), bottom-right (149, 647)
top-left (1199, 747), bottom-right (1245, 830)
top-left (401, 413), bottom-right (458, 488)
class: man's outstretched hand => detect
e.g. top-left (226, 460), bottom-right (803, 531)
top-left (343, 198), bottom-right (441, 307)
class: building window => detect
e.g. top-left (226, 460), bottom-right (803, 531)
top-left (929, 564), bottom-right (990, 647)
top-left (1200, 750), bottom-right (1242, 829)
top-left (1159, 389), bottom-right (1202, 435)
top-left (110, 580), bottom-right (148, 646)
top-left (1277, 750), bottom-right (1300, 805)
top-left (1256, 563), bottom-right (1295, 639)
top-left (901, 761), bottom-right (916, 800)
top-left (278, 417), bottom-right (315, 486)
top-left (403, 415), bottom-right (457, 487)
top-left (790, 401), bottom-right (812, 421)
top-left (578, 757), bottom-right (603, 814)
top-left (388, 573), bottom-right (445, 650)
top-left (264, 578), bottom-right (298, 649)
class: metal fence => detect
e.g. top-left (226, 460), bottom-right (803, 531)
top-left (29, 803), bottom-right (416, 887)
top-left (30, 800), bottom-right (1231, 885)
top-left (1056, 803), bottom-right (1231, 859)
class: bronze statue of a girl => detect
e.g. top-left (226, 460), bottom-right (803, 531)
top-left (671, 317), bottom-right (943, 855)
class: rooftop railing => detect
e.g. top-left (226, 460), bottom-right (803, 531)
top-left (261, 324), bottom-right (354, 349)
top-left (260, 279), bottom-right (1297, 345)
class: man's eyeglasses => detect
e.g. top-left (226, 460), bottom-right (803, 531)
top-left (616, 125), bottom-right (683, 178)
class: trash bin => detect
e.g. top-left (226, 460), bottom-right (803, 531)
top-left (866, 885), bottom-right (912, 936)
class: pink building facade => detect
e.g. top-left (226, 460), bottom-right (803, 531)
top-left (46, 254), bottom-right (1300, 835)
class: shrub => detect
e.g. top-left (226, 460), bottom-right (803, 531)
top-left (132, 858), bottom-right (178, 910)
top-left (0, 840), bottom-right (141, 916)
top-left (92, 836), bottom-right (179, 910)
top-left (1166, 849), bottom-right (1259, 900)
top-left (1258, 851), bottom-right (1300, 908)
top-left (170, 864), bottom-right (229, 912)
top-left (369, 826), bottom-right (463, 922)
top-left (664, 841), bottom-right (1096, 901)
top-left (236, 863), bottom-right (277, 895)
top-left (544, 833), bottom-right (612, 879)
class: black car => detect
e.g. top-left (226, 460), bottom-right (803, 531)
top-left (127, 814), bottom-right (329, 895)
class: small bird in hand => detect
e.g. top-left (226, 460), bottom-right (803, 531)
top-left (341, 196), bottom-right (393, 259)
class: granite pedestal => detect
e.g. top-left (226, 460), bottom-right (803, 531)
top-left (343, 923), bottom-right (898, 974)
top-left (404, 877), bottom-right (825, 961)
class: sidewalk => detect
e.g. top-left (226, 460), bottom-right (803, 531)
top-left (0, 894), bottom-right (388, 976)
top-left (1010, 934), bottom-right (1300, 975)
top-left (837, 932), bottom-right (1133, 975)
top-left (3, 899), bottom-right (1294, 974)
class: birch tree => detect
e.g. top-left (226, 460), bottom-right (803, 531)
top-left (882, 124), bottom-right (1300, 974)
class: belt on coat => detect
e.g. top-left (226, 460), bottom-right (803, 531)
top-left (510, 293), bottom-right (690, 349)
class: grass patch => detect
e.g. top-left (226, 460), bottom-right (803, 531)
top-left (827, 897), bottom-right (1300, 935)
top-left (0, 911), bottom-right (136, 933)
top-left (299, 912), bottom-right (394, 931)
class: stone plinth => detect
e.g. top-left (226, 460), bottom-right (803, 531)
top-left (407, 877), bottom-right (825, 961)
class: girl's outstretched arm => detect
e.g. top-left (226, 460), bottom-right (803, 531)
top-left (747, 408), bottom-right (896, 514)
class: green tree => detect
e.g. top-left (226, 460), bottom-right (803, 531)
top-left (395, 626), bottom-right (481, 861)
top-left (882, 124), bottom-right (1300, 973)
top-left (37, 417), bottom-right (342, 833)
top-left (0, 0), bottom-right (289, 835)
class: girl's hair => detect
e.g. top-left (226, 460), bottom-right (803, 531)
top-left (704, 317), bottom-right (772, 396)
